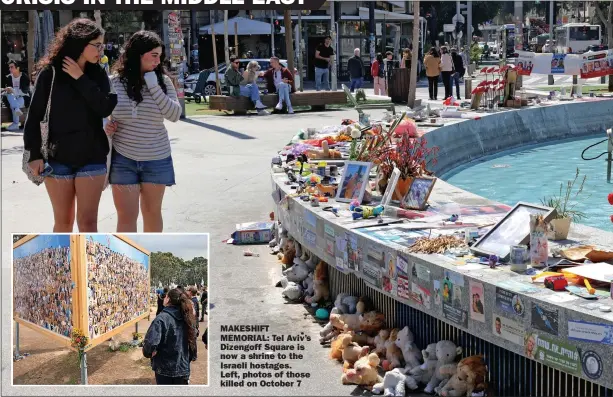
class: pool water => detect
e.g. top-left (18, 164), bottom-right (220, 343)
top-left (446, 136), bottom-right (613, 231)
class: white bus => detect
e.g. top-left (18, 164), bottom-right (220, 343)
top-left (555, 23), bottom-right (601, 54)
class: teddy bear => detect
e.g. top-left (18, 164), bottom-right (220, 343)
top-left (302, 273), bottom-right (314, 297)
top-left (358, 311), bottom-right (386, 334)
top-left (435, 355), bottom-right (488, 397)
top-left (283, 258), bottom-right (310, 283)
top-left (404, 343), bottom-right (438, 390)
top-left (340, 333), bottom-right (370, 371)
top-left (341, 352), bottom-right (382, 389)
top-left (305, 253), bottom-right (320, 272)
top-left (329, 332), bottom-right (348, 361)
top-left (351, 331), bottom-right (375, 347)
top-left (334, 293), bottom-right (358, 314)
top-left (396, 326), bottom-right (422, 370)
top-left (382, 328), bottom-right (404, 371)
top-left (417, 340), bottom-right (462, 394)
top-left (372, 368), bottom-right (411, 396)
top-left (305, 261), bottom-right (329, 305)
top-left (277, 276), bottom-right (303, 301)
top-left (280, 238), bottom-right (296, 266)
top-left (320, 313), bottom-right (344, 343)
top-left (373, 329), bottom-right (390, 357)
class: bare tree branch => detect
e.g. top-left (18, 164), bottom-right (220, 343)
top-left (593, 1), bottom-right (611, 28)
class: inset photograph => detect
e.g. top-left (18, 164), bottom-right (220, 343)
top-left (12, 233), bottom-right (209, 386)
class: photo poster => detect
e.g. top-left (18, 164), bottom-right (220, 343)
top-left (442, 270), bottom-right (468, 328)
top-left (346, 233), bottom-right (360, 271)
top-left (524, 332), bottom-right (581, 377)
top-left (334, 234), bottom-right (348, 272)
top-left (85, 235), bottom-right (151, 344)
top-left (401, 177), bottom-right (436, 211)
top-left (396, 254), bottom-right (410, 300)
top-left (362, 244), bottom-right (384, 289)
top-left (492, 315), bottom-right (525, 346)
top-left (335, 161), bottom-right (372, 204)
top-left (581, 50), bottom-right (613, 79)
top-left (551, 54), bottom-right (566, 74)
top-left (433, 280), bottom-right (442, 306)
top-left (13, 235), bottom-right (74, 339)
top-left (530, 303), bottom-right (559, 336)
top-left (382, 251), bottom-right (397, 295)
top-left (495, 287), bottom-right (526, 318)
top-left (469, 281), bottom-right (485, 323)
top-left (516, 51), bottom-right (535, 76)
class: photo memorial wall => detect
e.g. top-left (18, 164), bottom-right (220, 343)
top-left (13, 235), bottom-right (74, 338)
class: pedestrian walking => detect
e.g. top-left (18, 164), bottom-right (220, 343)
top-left (104, 30), bottom-right (181, 233)
top-left (143, 288), bottom-right (198, 385)
top-left (440, 46), bottom-right (453, 99)
top-left (451, 48), bottom-right (465, 99)
top-left (371, 53), bottom-right (386, 96)
top-left (199, 286), bottom-right (208, 322)
top-left (424, 47), bottom-right (441, 100)
top-left (23, 18), bottom-right (117, 232)
top-left (314, 36), bottom-right (334, 91)
top-left (347, 48), bottom-right (364, 92)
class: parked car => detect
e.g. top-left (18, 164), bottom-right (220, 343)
top-left (185, 59), bottom-right (300, 97)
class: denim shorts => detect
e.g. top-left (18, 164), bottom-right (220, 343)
top-left (47, 159), bottom-right (107, 179)
top-left (109, 149), bottom-right (175, 186)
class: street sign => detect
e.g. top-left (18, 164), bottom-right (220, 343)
top-left (444, 24), bottom-right (455, 33)
top-left (452, 14), bottom-right (465, 24)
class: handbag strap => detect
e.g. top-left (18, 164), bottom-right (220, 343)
top-left (42, 66), bottom-right (55, 123)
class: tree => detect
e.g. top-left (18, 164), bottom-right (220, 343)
top-left (592, 0), bottom-right (613, 91)
top-left (408, 0), bottom-right (420, 108)
top-left (150, 252), bottom-right (208, 287)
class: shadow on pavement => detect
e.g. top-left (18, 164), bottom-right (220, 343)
top-left (180, 118), bottom-right (256, 140)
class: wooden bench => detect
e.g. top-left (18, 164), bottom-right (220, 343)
top-left (209, 91), bottom-right (347, 115)
top-left (1, 106), bottom-right (28, 126)
top-left (342, 84), bottom-right (396, 116)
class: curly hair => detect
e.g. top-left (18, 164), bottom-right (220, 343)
top-left (166, 288), bottom-right (197, 359)
top-left (36, 18), bottom-right (103, 73)
top-left (111, 30), bottom-right (169, 104)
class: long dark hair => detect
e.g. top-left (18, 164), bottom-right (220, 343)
top-left (166, 288), bottom-right (197, 358)
top-left (376, 53), bottom-right (383, 63)
top-left (111, 30), bottom-right (169, 104)
top-left (36, 18), bottom-right (103, 73)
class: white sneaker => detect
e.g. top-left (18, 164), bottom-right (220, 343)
top-left (255, 100), bottom-right (267, 110)
top-left (258, 109), bottom-right (270, 116)
top-left (275, 102), bottom-right (283, 110)
top-left (14, 109), bottom-right (23, 117)
top-left (288, 107), bottom-right (294, 114)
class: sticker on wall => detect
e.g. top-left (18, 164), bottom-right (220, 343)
top-left (469, 281), bottom-right (485, 323)
top-left (579, 349), bottom-right (603, 380)
top-left (382, 251), bottom-right (397, 295)
top-left (444, 270), bottom-right (465, 287)
top-left (495, 287), bottom-right (525, 318)
top-left (525, 333), bottom-right (581, 376)
top-left (304, 209), bottom-right (317, 229)
top-left (412, 262), bottom-right (431, 282)
top-left (383, 274), bottom-right (398, 296)
top-left (347, 233), bottom-right (359, 271)
top-left (531, 304), bottom-right (559, 336)
top-left (325, 237), bottom-right (335, 256)
top-left (568, 320), bottom-right (613, 345)
top-left (304, 229), bottom-right (317, 248)
top-left (398, 275), bottom-right (410, 300)
top-left (335, 235), bottom-right (348, 271)
top-left (442, 271), bottom-right (467, 328)
top-left (410, 282), bottom-right (432, 310)
top-left (335, 256), bottom-right (345, 272)
top-left (324, 224), bottom-right (335, 238)
top-left (433, 280), bottom-right (442, 306)
top-left (396, 254), bottom-right (409, 276)
top-left (492, 315), bottom-right (525, 346)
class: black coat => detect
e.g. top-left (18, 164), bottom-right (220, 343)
top-left (4, 73), bottom-right (31, 106)
top-left (23, 64), bottom-right (117, 165)
top-left (143, 306), bottom-right (196, 377)
top-left (347, 56), bottom-right (364, 79)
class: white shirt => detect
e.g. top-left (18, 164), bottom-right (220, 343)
top-left (273, 69), bottom-right (283, 88)
top-left (11, 73), bottom-right (22, 95)
top-left (441, 54), bottom-right (453, 72)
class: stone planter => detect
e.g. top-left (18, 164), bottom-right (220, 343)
top-left (550, 217), bottom-right (572, 240)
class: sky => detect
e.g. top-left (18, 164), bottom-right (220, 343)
top-left (127, 234), bottom-right (209, 260)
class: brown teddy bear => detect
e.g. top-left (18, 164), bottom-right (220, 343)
top-left (305, 261), bottom-right (330, 304)
top-left (382, 328), bottom-right (404, 371)
top-left (329, 332), bottom-right (348, 361)
top-left (435, 355), bottom-right (488, 397)
top-left (341, 352), bottom-right (382, 389)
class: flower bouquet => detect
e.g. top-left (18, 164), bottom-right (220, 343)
top-left (70, 328), bottom-right (89, 365)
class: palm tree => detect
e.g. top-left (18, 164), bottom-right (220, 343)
top-left (408, 0), bottom-right (420, 108)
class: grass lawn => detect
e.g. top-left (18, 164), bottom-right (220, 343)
top-left (183, 97), bottom-right (394, 117)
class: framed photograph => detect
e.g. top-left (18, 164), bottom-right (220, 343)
top-left (471, 202), bottom-right (555, 261)
top-left (381, 167), bottom-right (401, 208)
top-left (336, 161), bottom-right (372, 204)
top-left (401, 177), bottom-right (437, 210)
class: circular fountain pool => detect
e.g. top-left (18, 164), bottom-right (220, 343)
top-left (446, 136), bottom-right (613, 230)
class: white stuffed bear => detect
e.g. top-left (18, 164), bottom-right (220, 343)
top-left (278, 276), bottom-right (303, 301)
top-left (396, 326), bottom-right (422, 370)
top-left (404, 343), bottom-right (438, 390)
top-left (302, 273), bottom-right (314, 297)
top-left (334, 293), bottom-right (360, 314)
top-left (372, 368), bottom-right (410, 396)
top-left (421, 340), bottom-right (462, 394)
top-left (283, 258), bottom-right (310, 283)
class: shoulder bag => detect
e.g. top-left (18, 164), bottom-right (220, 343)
top-left (22, 66), bottom-right (55, 186)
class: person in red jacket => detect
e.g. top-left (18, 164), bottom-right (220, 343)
top-left (370, 53), bottom-right (386, 96)
top-left (261, 57), bottom-right (295, 114)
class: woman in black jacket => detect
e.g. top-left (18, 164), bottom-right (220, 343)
top-left (143, 288), bottom-right (198, 385)
top-left (450, 48), bottom-right (465, 100)
top-left (24, 18), bottom-right (117, 232)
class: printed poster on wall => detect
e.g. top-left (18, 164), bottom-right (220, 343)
top-left (346, 233), bottom-right (359, 271)
top-left (442, 271), bottom-right (467, 328)
top-left (581, 50), bottom-right (613, 79)
top-left (382, 251), bottom-right (397, 295)
top-left (495, 287), bottom-right (525, 317)
top-left (334, 235), bottom-right (348, 271)
top-left (433, 280), bottom-right (442, 306)
top-left (362, 244), bottom-right (384, 289)
top-left (551, 54), bottom-right (566, 74)
top-left (493, 315), bottom-right (525, 346)
top-left (568, 320), bottom-right (613, 345)
top-left (469, 281), bottom-right (485, 323)
top-left (410, 282), bottom-right (432, 310)
top-left (531, 303), bottom-right (559, 336)
top-left (525, 333), bottom-right (581, 376)
top-left (516, 51), bottom-right (535, 76)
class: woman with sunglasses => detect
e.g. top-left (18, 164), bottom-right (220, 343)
top-left (24, 18), bottom-right (117, 232)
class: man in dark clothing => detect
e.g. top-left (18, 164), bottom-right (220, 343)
top-left (347, 48), bottom-right (364, 93)
top-left (314, 36), bottom-right (334, 91)
top-left (156, 287), bottom-right (168, 316)
top-left (189, 287), bottom-right (200, 321)
top-left (199, 286), bottom-right (208, 322)
top-left (450, 48), bottom-right (465, 99)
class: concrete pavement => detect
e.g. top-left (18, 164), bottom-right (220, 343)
top-left (2, 107), bottom-right (404, 395)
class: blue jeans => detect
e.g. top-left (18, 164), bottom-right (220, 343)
top-left (4, 93), bottom-right (24, 124)
top-left (451, 72), bottom-right (462, 99)
top-left (47, 159), bottom-right (107, 179)
top-left (315, 67), bottom-right (330, 91)
top-left (109, 149), bottom-right (175, 186)
top-left (239, 84), bottom-right (260, 103)
top-left (276, 82), bottom-right (292, 107)
top-left (349, 77), bottom-right (363, 92)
